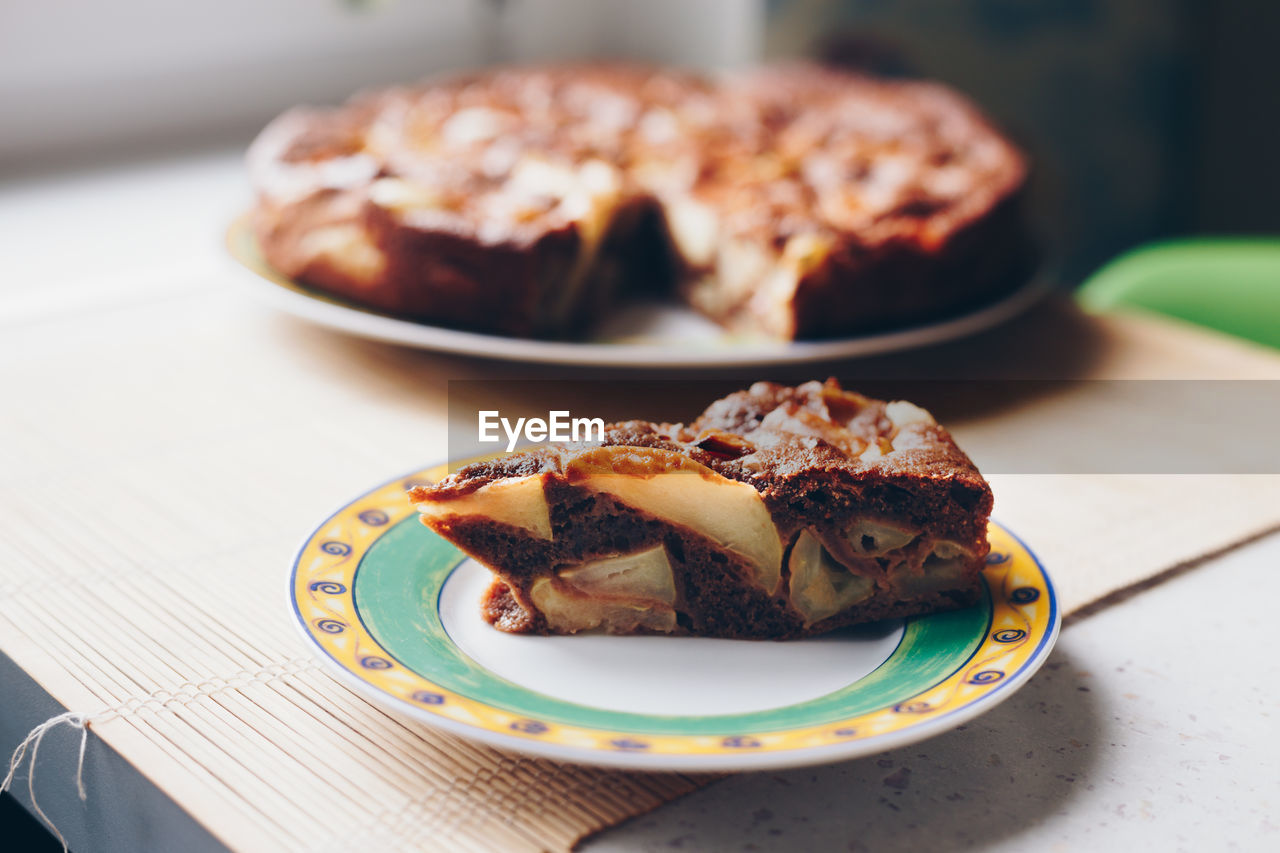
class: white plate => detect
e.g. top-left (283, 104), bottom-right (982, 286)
top-left (228, 216), bottom-right (1047, 368)
top-left (290, 464), bottom-right (1061, 771)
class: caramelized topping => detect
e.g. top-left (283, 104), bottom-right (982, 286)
top-left (693, 430), bottom-right (756, 460)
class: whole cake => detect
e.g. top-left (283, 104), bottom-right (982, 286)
top-left (248, 64), bottom-right (1034, 340)
top-left (411, 380), bottom-right (993, 639)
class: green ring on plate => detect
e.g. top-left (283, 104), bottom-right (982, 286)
top-left (353, 516), bottom-right (992, 736)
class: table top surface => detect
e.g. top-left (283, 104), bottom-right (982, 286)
top-left (2, 150), bottom-right (1278, 853)
top-left (588, 531), bottom-right (1280, 852)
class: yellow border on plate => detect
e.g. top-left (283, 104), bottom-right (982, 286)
top-left (293, 463), bottom-right (1055, 756)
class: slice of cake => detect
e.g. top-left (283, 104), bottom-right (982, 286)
top-left (248, 63), bottom-right (1034, 340)
top-left (410, 380), bottom-right (992, 639)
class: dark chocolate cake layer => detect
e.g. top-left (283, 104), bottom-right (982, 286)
top-left (411, 380), bottom-right (993, 639)
top-left (249, 64), bottom-right (1033, 340)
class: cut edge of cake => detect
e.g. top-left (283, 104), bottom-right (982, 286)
top-left (409, 380), bottom-right (993, 640)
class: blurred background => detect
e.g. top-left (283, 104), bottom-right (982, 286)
top-left (3, 0), bottom-right (1277, 284)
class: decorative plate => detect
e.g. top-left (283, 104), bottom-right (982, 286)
top-left (289, 463), bottom-right (1060, 771)
top-left (229, 216), bottom-right (1048, 369)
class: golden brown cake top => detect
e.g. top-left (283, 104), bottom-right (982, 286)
top-left (249, 62), bottom-right (1026, 252)
top-left (419, 379), bottom-right (984, 505)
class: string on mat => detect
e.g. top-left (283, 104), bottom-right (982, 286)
top-left (1, 710), bottom-right (98, 853)
top-left (1, 658), bottom-right (317, 852)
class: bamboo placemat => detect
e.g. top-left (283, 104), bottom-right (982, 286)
top-left (2, 290), bottom-right (1279, 852)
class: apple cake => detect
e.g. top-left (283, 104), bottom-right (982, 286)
top-left (410, 380), bottom-right (993, 639)
top-left (248, 63), bottom-right (1034, 340)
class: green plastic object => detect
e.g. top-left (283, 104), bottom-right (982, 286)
top-left (1077, 238), bottom-right (1280, 350)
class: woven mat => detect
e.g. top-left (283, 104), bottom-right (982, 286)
top-left (2, 292), bottom-right (1278, 852)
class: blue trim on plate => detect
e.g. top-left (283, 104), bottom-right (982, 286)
top-left (288, 466), bottom-right (435, 686)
